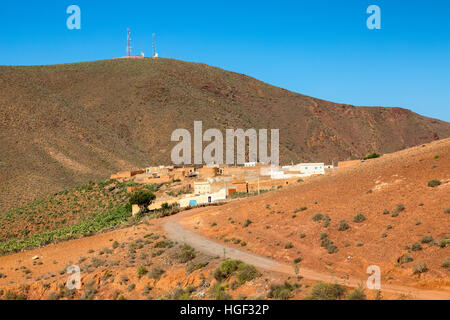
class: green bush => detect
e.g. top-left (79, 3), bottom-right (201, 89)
top-left (237, 263), bottom-right (260, 284)
top-left (427, 180), bottom-right (441, 188)
top-left (346, 287), bottom-right (367, 300)
top-left (137, 265), bottom-right (148, 278)
top-left (210, 282), bottom-right (232, 300)
top-left (214, 259), bottom-right (241, 280)
top-left (413, 262), bottom-right (428, 274)
top-left (177, 244), bottom-right (196, 263)
top-left (267, 282), bottom-right (298, 300)
top-left (438, 237), bottom-right (450, 248)
top-left (243, 219), bottom-right (252, 228)
top-left (353, 213), bottom-right (366, 223)
top-left (421, 235), bottom-right (434, 244)
top-left (363, 153), bottom-right (380, 160)
top-left (411, 242), bottom-right (422, 251)
top-left (398, 253), bottom-right (413, 265)
top-left (441, 257), bottom-right (450, 269)
top-left (129, 190), bottom-right (155, 207)
top-left (293, 257), bottom-right (303, 264)
top-left (338, 220), bottom-right (350, 231)
top-left (312, 213), bottom-right (324, 222)
top-left (307, 282), bottom-right (346, 300)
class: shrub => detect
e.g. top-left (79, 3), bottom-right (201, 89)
top-left (363, 153), bottom-right (380, 160)
top-left (293, 257), bottom-right (303, 264)
top-left (210, 283), bottom-right (232, 300)
top-left (214, 259), bottom-right (241, 280)
top-left (438, 237), bottom-right (450, 248)
top-left (148, 267), bottom-right (165, 280)
top-left (322, 214), bottom-right (331, 227)
top-left (137, 265), bottom-right (148, 278)
top-left (413, 262), bottom-right (428, 274)
top-left (441, 257), bottom-right (450, 269)
top-left (338, 220), bottom-right (350, 231)
top-left (320, 236), bottom-right (338, 254)
top-left (421, 235), bottom-right (434, 244)
top-left (312, 213), bottom-right (324, 222)
top-left (353, 213), bottom-right (366, 223)
top-left (444, 208), bottom-right (450, 214)
top-left (381, 232), bottom-right (387, 238)
top-left (382, 209), bottom-right (390, 215)
top-left (237, 263), bottom-right (260, 284)
top-left (346, 286), bottom-right (367, 300)
top-left (243, 219), bottom-right (252, 228)
top-left (267, 282), bottom-right (297, 300)
top-left (285, 242), bottom-right (293, 249)
top-left (177, 244), bottom-right (196, 263)
top-left (411, 242), bottom-right (422, 251)
top-left (129, 190), bottom-right (156, 208)
top-left (307, 282), bottom-right (346, 300)
top-left (398, 253), bottom-right (413, 265)
top-left (427, 180), bottom-right (441, 188)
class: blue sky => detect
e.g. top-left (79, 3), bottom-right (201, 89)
top-left (0, 0), bottom-right (449, 121)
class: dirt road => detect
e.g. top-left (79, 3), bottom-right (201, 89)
top-left (162, 208), bottom-right (450, 300)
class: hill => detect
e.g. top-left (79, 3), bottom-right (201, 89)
top-left (1, 58), bottom-right (450, 210)
top-left (181, 138), bottom-right (450, 291)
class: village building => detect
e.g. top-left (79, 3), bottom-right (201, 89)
top-left (194, 181), bottom-right (211, 195)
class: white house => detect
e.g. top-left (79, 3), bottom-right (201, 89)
top-left (244, 162), bottom-right (257, 167)
top-left (288, 163), bottom-right (325, 175)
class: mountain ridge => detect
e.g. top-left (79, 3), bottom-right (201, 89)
top-left (1, 58), bottom-right (449, 210)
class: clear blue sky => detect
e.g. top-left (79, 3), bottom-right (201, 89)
top-left (0, 0), bottom-right (449, 121)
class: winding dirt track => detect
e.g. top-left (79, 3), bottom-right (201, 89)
top-left (162, 208), bottom-right (450, 300)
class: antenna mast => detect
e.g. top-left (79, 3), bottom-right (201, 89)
top-left (127, 28), bottom-right (132, 57)
top-left (152, 33), bottom-right (156, 57)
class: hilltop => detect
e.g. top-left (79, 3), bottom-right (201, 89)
top-left (1, 58), bottom-right (450, 210)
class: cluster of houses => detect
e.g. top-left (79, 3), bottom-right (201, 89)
top-left (110, 161), bottom-right (350, 213)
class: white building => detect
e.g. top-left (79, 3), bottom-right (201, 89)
top-left (244, 162), bottom-right (257, 167)
top-left (288, 163), bottom-right (325, 175)
top-left (194, 181), bottom-right (211, 195)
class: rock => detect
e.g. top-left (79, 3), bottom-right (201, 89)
top-left (32, 255), bottom-right (39, 260)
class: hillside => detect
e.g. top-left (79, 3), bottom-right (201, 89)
top-left (182, 138), bottom-right (450, 291)
top-left (1, 58), bottom-right (450, 210)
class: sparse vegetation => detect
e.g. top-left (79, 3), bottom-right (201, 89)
top-left (363, 153), bottom-right (380, 160)
top-left (346, 286), bottom-right (367, 300)
top-left (421, 235), bottom-right (434, 244)
top-left (441, 257), bottom-right (450, 269)
top-left (306, 282), bottom-right (346, 300)
top-left (338, 220), bottom-right (350, 231)
top-left (267, 281), bottom-right (298, 300)
top-left (177, 244), bottom-right (196, 263)
top-left (312, 213), bottom-right (324, 222)
top-left (353, 213), bottom-right (366, 223)
top-left (413, 262), bottom-right (428, 274)
top-left (243, 219), bottom-right (253, 228)
top-left (427, 180), bottom-right (441, 187)
top-left (398, 253), bottom-right (413, 265)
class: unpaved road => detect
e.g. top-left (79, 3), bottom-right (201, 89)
top-left (162, 208), bottom-right (450, 300)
